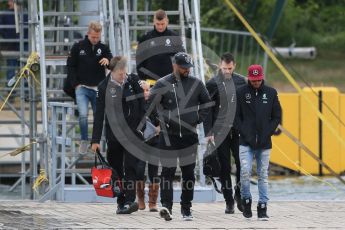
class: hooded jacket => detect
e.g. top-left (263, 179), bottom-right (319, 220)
top-left (235, 81), bottom-right (282, 149)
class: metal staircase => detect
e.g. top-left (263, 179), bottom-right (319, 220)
top-left (114, 0), bottom-right (205, 80)
top-left (40, 0), bottom-right (112, 101)
top-left (34, 0), bottom-right (112, 201)
top-left (0, 0), bottom-right (209, 201)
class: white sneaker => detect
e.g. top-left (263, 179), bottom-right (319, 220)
top-left (181, 207), bottom-right (193, 221)
top-left (159, 207), bottom-right (172, 221)
top-left (79, 140), bottom-right (89, 154)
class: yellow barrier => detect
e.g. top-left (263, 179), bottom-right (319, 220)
top-left (300, 88), bottom-right (320, 174)
top-left (340, 95), bottom-right (345, 173)
top-left (271, 94), bottom-right (300, 171)
top-left (271, 88), bottom-right (345, 175)
top-left (319, 88), bottom-right (341, 174)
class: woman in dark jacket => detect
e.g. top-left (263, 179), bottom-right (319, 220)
top-left (135, 81), bottom-right (160, 212)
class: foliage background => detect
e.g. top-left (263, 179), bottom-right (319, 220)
top-left (146, 0), bottom-right (345, 91)
top-left (1, 0), bottom-right (344, 91)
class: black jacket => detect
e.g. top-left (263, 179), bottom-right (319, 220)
top-left (67, 36), bottom-right (112, 88)
top-left (136, 27), bottom-right (184, 80)
top-left (235, 81), bottom-right (282, 150)
top-left (91, 74), bottom-right (145, 144)
top-left (149, 74), bottom-right (211, 137)
top-left (205, 72), bottom-right (247, 136)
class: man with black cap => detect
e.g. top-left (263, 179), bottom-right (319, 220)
top-left (149, 52), bottom-right (211, 221)
top-left (235, 64), bottom-right (282, 221)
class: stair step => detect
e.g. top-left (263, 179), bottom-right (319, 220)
top-left (44, 26), bottom-right (88, 31)
top-left (129, 24), bottom-right (181, 30)
top-left (0, 51), bottom-right (29, 57)
top-left (0, 120), bottom-right (42, 125)
top-left (57, 169), bottom-right (91, 174)
top-left (120, 10), bottom-right (180, 16)
top-left (45, 42), bottom-right (75, 46)
top-left (46, 74), bottom-right (67, 79)
top-left (47, 89), bottom-right (65, 93)
top-left (45, 56), bottom-right (68, 66)
top-left (0, 134), bottom-right (30, 138)
top-left (47, 97), bottom-right (73, 102)
top-left (43, 11), bottom-right (99, 17)
top-left (0, 38), bottom-right (29, 42)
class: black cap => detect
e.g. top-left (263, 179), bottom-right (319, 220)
top-left (173, 52), bottom-right (194, 68)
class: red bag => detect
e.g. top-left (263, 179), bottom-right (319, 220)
top-left (91, 149), bottom-right (122, 198)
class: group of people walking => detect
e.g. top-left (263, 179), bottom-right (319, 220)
top-left (66, 9), bottom-right (282, 221)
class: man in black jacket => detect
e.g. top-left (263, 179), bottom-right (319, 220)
top-left (91, 56), bottom-right (145, 214)
top-left (205, 53), bottom-right (246, 214)
top-left (67, 21), bottom-right (112, 153)
top-left (235, 64), bottom-right (282, 220)
top-left (136, 9), bottom-right (184, 85)
top-left (149, 52), bottom-right (211, 221)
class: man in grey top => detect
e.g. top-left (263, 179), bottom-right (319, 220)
top-left (204, 53), bottom-right (246, 214)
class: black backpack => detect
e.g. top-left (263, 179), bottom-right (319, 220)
top-left (63, 76), bottom-right (76, 99)
top-left (63, 41), bottom-right (83, 100)
top-left (203, 141), bottom-right (222, 193)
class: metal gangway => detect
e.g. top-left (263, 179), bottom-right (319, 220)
top-left (0, 0), bottom-right (114, 200)
top-left (39, 0), bottom-right (210, 202)
top-left (0, 0), bottom-right (266, 201)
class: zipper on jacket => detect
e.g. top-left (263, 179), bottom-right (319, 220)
top-left (223, 81), bottom-right (231, 127)
top-left (173, 83), bottom-right (182, 137)
top-left (255, 90), bottom-right (258, 146)
top-left (168, 110), bottom-right (171, 127)
top-left (222, 81), bottom-right (231, 108)
top-left (128, 107), bottom-right (131, 116)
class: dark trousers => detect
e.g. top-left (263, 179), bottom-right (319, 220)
top-left (136, 139), bottom-right (160, 183)
top-left (159, 133), bottom-right (198, 210)
top-left (137, 160), bottom-right (159, 184)
top-left (215, 128), bottom-right (241, 204)
top-left (107, 139), bottom-right (140, 205)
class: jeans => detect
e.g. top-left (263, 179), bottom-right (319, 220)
top-left (75, 86), bottom-right (97, 141)
top-left (239, 145), bottom-right (270, 204)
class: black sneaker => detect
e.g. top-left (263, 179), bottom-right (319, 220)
top-left (159, 207), bottom-right (172, 221)
top-left (116, 202), bottom-right (139, 214)
top-left (116, 203), bottom-right (125, 214)
top-left (234, 193), bottom-right (243, 212)
top-left (225, 202), bottom-right (235, 214)
top-left (181, 207), bottom-right (193, 221)
top-left (242, 198), bottom-right (252, 218)
top-left (257, 203), bottom-right (269, 221)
